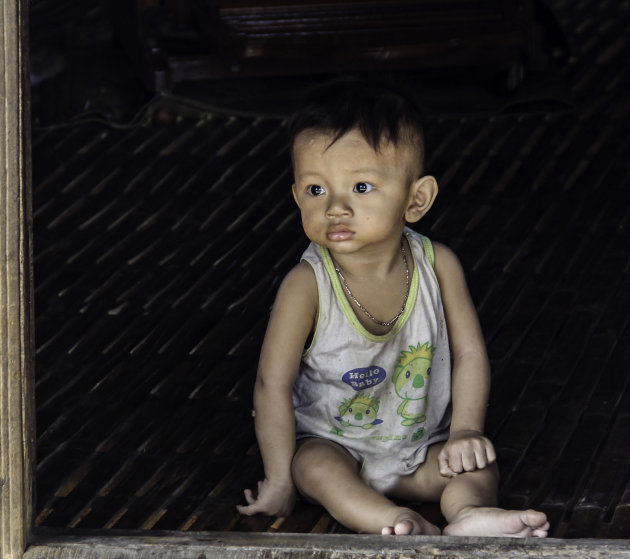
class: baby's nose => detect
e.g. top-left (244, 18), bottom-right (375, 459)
top-left (326, 194), bottom-right (351, 217)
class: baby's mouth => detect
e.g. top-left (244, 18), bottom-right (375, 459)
top-left (326, 225), bottom-right (354, 242)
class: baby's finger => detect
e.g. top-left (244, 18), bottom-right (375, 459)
top-left (243, 488), bottom-right (256, 506)
top-left (444, 451), bottom-right (464, 476)
top-left (461, 451), bottom-right (478, 472)
top-left (438, 449), bottom-right (454, 476)
top-left (485, 442), bottom-right (497, 464)
top-left (473, 447), bottom-right (488, 470)
top-left (236, 503), bottom-right (257, 516)
top-left (533, 521), bottom-right (550, 538)
top-left (439, 465), bottom-right (457, 477)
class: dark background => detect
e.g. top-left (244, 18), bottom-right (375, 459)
top-left (29, 0), bottom-right (630, 538)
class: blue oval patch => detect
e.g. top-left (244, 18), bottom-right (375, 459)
top-left (342, 366), bottom-right (386, 391)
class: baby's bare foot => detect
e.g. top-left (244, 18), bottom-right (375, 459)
top-left (443, 507), bottom-right (549, 538)
top-left (381, 508), bottom-right (441, 536)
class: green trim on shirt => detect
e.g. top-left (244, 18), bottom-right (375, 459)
top-left (421, 235), bottom-right (434, 269)
top-left (420, 234), bottom-right (439, 288)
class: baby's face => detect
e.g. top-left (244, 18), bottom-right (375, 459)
top-left (291, 128), bottom-right (419, 255)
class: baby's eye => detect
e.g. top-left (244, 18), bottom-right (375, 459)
top-left (307, 184), bottom-right (326, 196)
top-left (353, 182), bottom-right (374, 194)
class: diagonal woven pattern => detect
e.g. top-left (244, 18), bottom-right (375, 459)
top-left (33, 0), bottom-right (629, 538)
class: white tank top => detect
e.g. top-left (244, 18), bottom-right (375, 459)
top-left (293, 228), bottom-right (452, 476)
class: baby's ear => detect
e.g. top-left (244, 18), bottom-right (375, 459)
top-left (405, 176), bottom-right (438, 223)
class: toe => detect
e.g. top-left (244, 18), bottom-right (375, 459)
top-left (394, 520), bottom-right (415, 535)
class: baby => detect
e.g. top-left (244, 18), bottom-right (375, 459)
top-left (237, 77), bottom-right (549, 537)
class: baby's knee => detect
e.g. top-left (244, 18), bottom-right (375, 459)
top-left (292, 442), bottom-right (322, 483)
top-left (459, 459), bottom-right (499, 488)
top-left (291, 438), bottom-right (357, 485)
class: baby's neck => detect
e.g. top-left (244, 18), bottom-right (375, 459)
top-left (331, 236), bottom-right (412, 335)
top-left (330, 235), bottom-right (407, 280)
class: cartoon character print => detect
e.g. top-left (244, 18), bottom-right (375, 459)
top-left (392, 342), bottom-right (435, 426)
top-left (335, 393), bottom-right (384, 429)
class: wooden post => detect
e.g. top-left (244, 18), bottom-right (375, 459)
top-left (0, 0), bottom-right (35, 558)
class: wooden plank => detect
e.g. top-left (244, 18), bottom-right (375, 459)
top-left (0, 0), bottom-right (35, 557)
top-left (24, 530), bottom-right (630, 559)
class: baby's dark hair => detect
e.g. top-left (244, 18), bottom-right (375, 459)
top-left (287, 76), bottom-right (426, 170)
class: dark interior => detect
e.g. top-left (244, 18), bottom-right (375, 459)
top-left (30, 0), bottom-right (629, 538)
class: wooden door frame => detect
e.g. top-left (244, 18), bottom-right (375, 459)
top-left (0, 0), bottom-right (35, 557)
top-left (2, 0), bottom-right (630, 557)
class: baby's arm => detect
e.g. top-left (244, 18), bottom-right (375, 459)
top-left (237, 261), bottom-right (318, 518)
top-left (433, 243), bottom-right (496, 477)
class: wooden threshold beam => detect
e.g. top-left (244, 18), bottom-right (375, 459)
top-left (25, 530), bottom-right (630, 559)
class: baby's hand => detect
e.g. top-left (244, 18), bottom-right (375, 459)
top-left (236, 477), bottom-right (297, 519)
top-left (438, 430), bottom-right (496, 478)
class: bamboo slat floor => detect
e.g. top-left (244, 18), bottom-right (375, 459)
top-left (32, 0), bottom-right (629, 540)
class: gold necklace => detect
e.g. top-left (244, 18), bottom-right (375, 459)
top-left (334, 240), bottom-right (410, 327)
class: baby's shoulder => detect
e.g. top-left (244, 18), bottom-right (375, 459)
top-left (430, 241), bottom-right (469, 297)
top-left (276, 260), bottom-right (318, 306)
top-left (267, 261), bottom-right (319, 335)
top-left (431, 242), bottom-right (461, 269)
top-left (430, 240), bottom-right (453, 261)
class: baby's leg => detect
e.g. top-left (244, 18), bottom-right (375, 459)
top-left (440, 465), bottom-right (549, 538)
top-left (390, 443), bottom-right (549, 538)
top-left (292, 438), bottom-right (440, 535)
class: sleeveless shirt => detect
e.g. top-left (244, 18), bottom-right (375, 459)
top-left (293, 228), bottom-right (452, 482)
